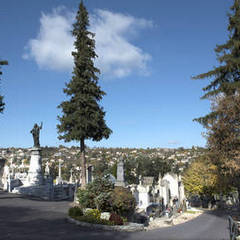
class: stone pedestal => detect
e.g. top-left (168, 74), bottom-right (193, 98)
top-left (56, 176), bottom-right (62, 185)
top-left (27, 147), bottom-right (43, 185)
top-left (115, 158), bottom-right (125, 187)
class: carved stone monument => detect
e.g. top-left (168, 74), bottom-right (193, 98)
top-left (31, 122), bottom-right (42, 148)
top-left (27, 123), bottom-right (43, 185)
top-left (115, 157), bottom-right (125, 187)
top-left (12, 122), bottom-right (70, 200)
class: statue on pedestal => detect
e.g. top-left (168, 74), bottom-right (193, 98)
top-left (30, 122), bottom-right (43, 147)
top-left (27, 122), bottom-right (43, 185)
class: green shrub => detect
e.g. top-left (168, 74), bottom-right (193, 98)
top-left (77, 177), bottom-right (114, 211)
top-left (69, 207), bottom-right (115, 225)
top-left (84, 209), bottom-right (101, 220)
top-left (110, 187), bottom-right (136, 217)
top-left (76, 178), bottom-right (136, 220)
top-left (68, 207), bottom-right (83, 217)
top-left (109, 212), bottom-right (123, 225)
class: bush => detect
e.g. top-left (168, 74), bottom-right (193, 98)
top-left (84, 209), bottom-right (101, 220)
top-left (77, 189), bottom-right (94, 209)
top-left (77, 178), bottom-right (136, 220)
top-left (68, 207), bottom-right (83, 217)
top-left (69, 207), bottom-right (115, 225)
top-left (109, 212), bottom-right (123, 225)
top-left (77, 177), bottom-right (114, 211)
top-left (110, 187), bottom-right (136, 217)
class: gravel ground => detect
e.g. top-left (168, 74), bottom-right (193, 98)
top-left (147, 211), bottom-right (203, 230)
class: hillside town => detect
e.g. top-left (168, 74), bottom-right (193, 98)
top-left (0, 146), bottom-right (205, 182)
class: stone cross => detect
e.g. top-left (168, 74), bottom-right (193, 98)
top-left (56, 159), bottom-right (63, 184)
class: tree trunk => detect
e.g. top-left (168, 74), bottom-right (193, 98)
top-left (80, 138), bottom-right (86, 189)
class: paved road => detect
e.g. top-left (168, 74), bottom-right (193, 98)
top-left (0, 191), bottom-right (229, 240)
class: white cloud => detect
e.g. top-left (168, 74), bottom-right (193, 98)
top-left (23, 7), bottom-right (74, 71)
top-left (23, 7), bottom-right (152, 78)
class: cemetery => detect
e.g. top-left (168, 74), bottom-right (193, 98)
top-left (1, 0), bottom-right (240, 239)
top-left (0, 123), bottom-right (238, 233)
top-left (0, 126), bottom-right (198, 231)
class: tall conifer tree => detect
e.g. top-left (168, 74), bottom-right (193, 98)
top-left (0, 60), bottom-right (8, 113)
top-left (57, 2), bottom-right (112, 187)
top-left (193, 0), bottom-right (240, 125)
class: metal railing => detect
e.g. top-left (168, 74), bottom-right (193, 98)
top-left (228, 215), bottom-right (239, 240)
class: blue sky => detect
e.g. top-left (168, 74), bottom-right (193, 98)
top-left (0, 0), bottom-right (231, 148)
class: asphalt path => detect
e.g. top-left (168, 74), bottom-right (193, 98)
top-left (0, 191), bottom-right (229, 240)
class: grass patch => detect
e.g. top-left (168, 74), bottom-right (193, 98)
top-left (186, 210), bottom-right (197, 214)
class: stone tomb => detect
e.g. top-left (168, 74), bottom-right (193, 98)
top-left (131, 173), bottom-right (185, 211)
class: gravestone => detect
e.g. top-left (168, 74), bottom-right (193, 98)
top-left (115, 157), bottom-right (125, 187)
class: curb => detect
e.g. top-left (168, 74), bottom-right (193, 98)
top-left (66, 216), bottom-right (145, 232)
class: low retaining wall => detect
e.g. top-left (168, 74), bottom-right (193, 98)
top-left (66, 216), bottom-right (145, 232)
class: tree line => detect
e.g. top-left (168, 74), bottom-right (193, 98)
top-left (183, 0), bottom-right (240, 199)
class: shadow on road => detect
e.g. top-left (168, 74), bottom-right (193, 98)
top-left (0, 191), bottom-right (230, 240)
top-left (0, 190), bottom-right (73, 202)
top-left (0, 205), bottom-right (132, 240)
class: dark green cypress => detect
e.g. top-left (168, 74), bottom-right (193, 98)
top-left (193, 0), bottom-right (240, 126)
top-left (0, 60), bottom-right (8, 113)
top-left (57, 2), bottom-right (112, 187)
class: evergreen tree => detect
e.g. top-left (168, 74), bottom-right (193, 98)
top-left (193, 0), bottom-right (240, 125)
top-left (206, 94), bottom-right (240, 197)
top-left (57, 1), bottom-right (112, 187)
top-left (0, 60), bottom-right (8, 113)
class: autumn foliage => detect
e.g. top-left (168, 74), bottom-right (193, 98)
top-left (182, 156), bottom-right (219, 196)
